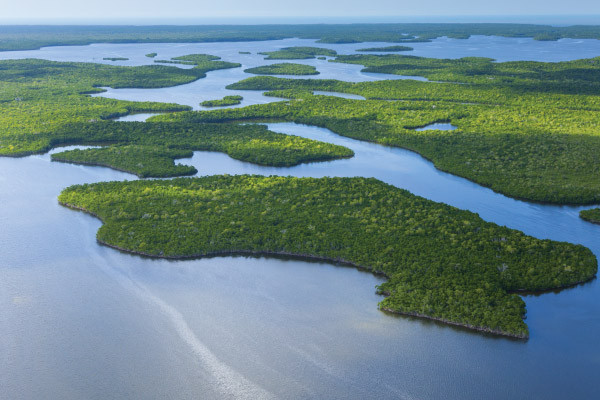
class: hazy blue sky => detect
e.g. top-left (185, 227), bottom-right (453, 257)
top-left (2, 0), bottom-right (600, 22)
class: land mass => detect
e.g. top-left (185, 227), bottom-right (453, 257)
top-left (0, 55), bottom-right (240, 156)
top-left (200, 95), bottom-right (243, 107)
top-left (49, 122), bottom-right (353, 176)
top-left (58, 175), bottom-right (598, 339)
top-left (245, 63), bottom-right (319, 75)
top-left (356, 45), bottom-right (414, 52)
top-left (3, 24), bottom-right (600, 52)
top-left (151, 53), bottom-right (600, 204)
top-left (580, 208), bottom-right (600, 224)
top-left (259, 47), bottom-right (337, 60)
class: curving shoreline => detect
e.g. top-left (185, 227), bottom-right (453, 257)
top-left (379, 307), bottom-right (528, 339)
top-left (59, 198), bottom-right (595, 341)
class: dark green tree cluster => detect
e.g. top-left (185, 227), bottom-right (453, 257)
top-left (356, 45), bottom-right (414, 52)
top-left (200, 95), bottom-right (244, 107)
top-left (52, 145), bottom-right (197, 177)
top-left (4, 24), bottom-right (600, 52)
top-left (580, 208), bottom-right (600, 224)
top-left (46, 122), bottom-right (353, 176)
top-left (0, 56), bottom-right (241, 156)
top-left (154, 53), bottom-right (241, 76)
top-left (244, 63), bottom-right (319, 75)
top-left (145, 53), bottom-right (158, 58)
top-left (147, 52), bottom-right (600, 204)
top-left (259, 47), bottom-right (337, 60)
top-left (58, 175), bottom-right (598, 338)
top-left (333, 54), bottom-right (600, 94)
top-left (103, 57), bottom-right (129, 61)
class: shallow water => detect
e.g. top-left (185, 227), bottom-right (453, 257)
top-left (414, 122), bottom-right (457, 131)
top-left (2, 37), bottom-right (600, 399)
top-left (313, 91), bottom-right (367, 100)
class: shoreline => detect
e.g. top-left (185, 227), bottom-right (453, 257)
top-left (58, 199), bottom-right (595, 340)
top-left (50, 156), bottom-right (197, 178)
top-left (379, 307), bottom-right (528, 339)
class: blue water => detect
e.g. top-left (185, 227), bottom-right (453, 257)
top-left (415, 122), bottom-right (457, 131)
top-left (1, 37), bottom-right (600, 399)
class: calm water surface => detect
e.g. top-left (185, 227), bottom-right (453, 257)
top-left (1, 37), bottom-right (600, 399)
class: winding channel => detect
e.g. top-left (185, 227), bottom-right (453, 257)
top-left (2, 37), bottom-right (600, 399)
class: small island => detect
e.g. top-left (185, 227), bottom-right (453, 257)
top-left (580, 208), bottom-right (600, 224)
top-left (200, 95), bottom-right (244, 107)
top-left (356, 45), bottom-right (414, 52)
top-left (244, 63), bottom-right (319, 75)
top-left (259, 46), bottom-right (337, 60)
top-left (103, 57), bottom-right (129, 61)
top-left (49, 121), bottom-right (354, 175)
top-left (145, 52), bottom-right (158, 58)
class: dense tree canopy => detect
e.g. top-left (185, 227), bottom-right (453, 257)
top-left (59, 175), bottom-right (598, 338)
top-left (0, 55), bottom-right (241, 156)
top-left (245, 63), bottom-right (319, 75)
top-left (150, 54), bottom-right (600, 204)
top-left (200, 95), bottom-right (244, 107)
top-left (580, 208), bottom-right (600, 224)
top-left (3, 24), bottom-right (600, 52)
top-left (259, 47), bottom-right (337, 60)
top-left (48, 122), bottom-right (353, 176)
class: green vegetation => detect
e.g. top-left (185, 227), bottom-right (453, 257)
top-left (239, 51), bottom-right (251, 54)
top-left (46, 122), bottom-right (353, 176)
top-left (4, 24), bottom-right (600, 52)
top-left (317, 56), bottom-right (326, 60)
top-left (150, 52), bottom-right (600, 204)
top-left (0, 55), bottom-right (244, 157)
top-left (200, 95), bottom-right (244, 107)
top-left (52, 145), bottom-right (197, 178)
top-left (580, 208), bottom-right (600, 224)
top-left (155, 53), bottom-right (241, 74)
top-left (357, 45), bottom-right (414, 52)
top-left (245, 63), bottom-right (319, 75)
top-left (259, 47), bottom-right (337, 60)
top-left (0, 56), bottom-right (348, 176)
top-left (103, 57), bottom-right (129, 61)
top-left (58, 175), bottom-right (597, 338)
top-left (145, 53), bottom-right (158, 58)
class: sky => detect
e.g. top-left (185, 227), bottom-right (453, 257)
top-left (1, 0), bottom-right (600, 23)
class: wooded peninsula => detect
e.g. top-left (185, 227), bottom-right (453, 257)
top-left (58, 175), bottom-right (598, 338)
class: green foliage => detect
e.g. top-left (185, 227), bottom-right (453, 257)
top-left (157, 53), bottom-right (241, 76)
top-left (58, 175), bottom-right (598, 338)
top-left (145, 53), bottom-right (158, 58)
top-left (103, 57), bottom-right (129, 61)
top-left (0, 56), bottom-right (244, 156)
top-left (238, 51), bottom-right (251, 54)
top-left (580, 208), bottom-right (600, 224)
top-left (150, 52), bottom-right (600, 204)
top-left (259, 47), bottom-right (337, 60)
top-left (245, 63), bottom-right (319, 75)
top-left (46, 122), bottom-right (353, 175)
top-left (332, 54), bottom-right (600, 93)
top-left (356, 45), bottom-right (414, 52)
top-left (200, 95), bottom-right (243, 107)
top-left (0, 59), bottom-right (196, 150)
top-left (52, 145), bottom-right (197, 177)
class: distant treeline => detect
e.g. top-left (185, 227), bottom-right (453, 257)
top-left (2, 23), bottom-right (600, 52)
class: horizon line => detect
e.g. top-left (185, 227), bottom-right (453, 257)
top-left (1, 15), bottom-right (599, 26)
